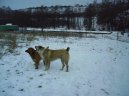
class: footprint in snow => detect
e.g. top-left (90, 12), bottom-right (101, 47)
top-left (38, 85), bottom-right (42, 88)
top-left (101, 89), bottom-right (110, 95)
top-left (19, 89), bottom-right (24, 91)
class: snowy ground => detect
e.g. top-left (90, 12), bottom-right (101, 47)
top-left (0, 32), bottom-right (129, 96)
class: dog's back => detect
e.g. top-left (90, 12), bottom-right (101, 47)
top-left (44, 47), bottom-right (70, 61)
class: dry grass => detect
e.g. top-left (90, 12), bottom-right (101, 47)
top-left (0, 31), bottom-right (114, 58)
top-left (0, 32), bottom-right (17, 54)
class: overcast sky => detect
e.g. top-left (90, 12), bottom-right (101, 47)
top-left (0, 0), bottom-right (102, 10)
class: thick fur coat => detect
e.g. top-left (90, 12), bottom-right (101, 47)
top-left (25, 47), bottom-right (41, 69)
top-left (35, 46), bottom-right (70, 72)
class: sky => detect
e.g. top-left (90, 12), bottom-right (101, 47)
top-left (0, 0), bottom-right (101, 10)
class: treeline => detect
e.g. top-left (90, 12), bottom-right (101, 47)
top-left (0, 5), bottom-right (84, 29)
top-left (84, 0), bottom-right (129, 31)
top-left (0, 0), bottom-right (129, 31)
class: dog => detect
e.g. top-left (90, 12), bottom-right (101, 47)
top-left (35, 46), bottom-right (70, 72)
top-left (25, 47), bottom-right (41, 69)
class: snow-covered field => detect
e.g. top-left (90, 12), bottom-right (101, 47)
top-left (0, 32), bottom-right (129, 96)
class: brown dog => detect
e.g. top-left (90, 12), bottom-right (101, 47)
top-left (25, 47), bottom-right (41, 69)
top-left (35, 46), bottom-right (70, 72)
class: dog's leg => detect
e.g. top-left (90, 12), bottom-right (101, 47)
top-left (60, 58), bottom-right (65, 70)
top-left (65, 60), bottom-right (69, 72)
top-left (43, 60), bottom-right (45, 65)
top-left (45, 59), bottom-right (50, 71)
top-left (35, 59), bottom-right (40, 69)
top-left (66, 64), bottom-right (69, 72)
top-left (35, 63), bottom-right (39, 69)
top-left (61, 56), bottom-right (69, 72)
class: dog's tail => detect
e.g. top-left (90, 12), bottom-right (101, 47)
top-left (66, 47), bottom-right (70, 52)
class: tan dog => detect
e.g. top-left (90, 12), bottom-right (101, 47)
top-left (25, 47), bottom-right (41, 69)
top-left (35, 46), bottom-right (70, 72)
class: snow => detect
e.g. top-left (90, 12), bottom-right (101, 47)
top-left (0, 32), bottom-right (129, 96)
top-left (26, 27), bottom-right (112, 33)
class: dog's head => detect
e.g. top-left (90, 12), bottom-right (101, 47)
top-left (35, 46), bottom-right (49, 51)
top-left (35, 46), bottom-right (45, 51)
top-left (25, 47), bottom-right (35, 54)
